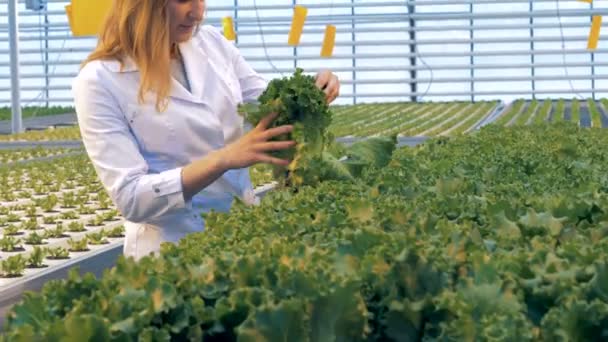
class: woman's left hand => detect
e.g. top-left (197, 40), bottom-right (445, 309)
top-left (315, 70), bottom-right (340, 104)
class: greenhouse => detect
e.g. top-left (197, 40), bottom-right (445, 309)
top-left (0, 0), bottom-right (608, 340)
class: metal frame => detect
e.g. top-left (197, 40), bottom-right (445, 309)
top-left (5, 8), bottom-right (607, 21)
top-left (292, 0), bottom-right (297, 71)
top-left (234, 0), bottom-right (238, 45)
top-left (2, 1), bottom-right (608, 118)
top-left (351, 0), bottom-right (357, 104)
top-left (469, 1), bottom-right (474, 103)
top-left (7, 0), bottom-right (22, 134)
top-left (590, 0), bottom-right (596, 101)
top-left (408, 0), bottom-right (417, 102)
top-left (529, 0), bottom-right (535, 100)
top-left (1, 21), bottom-right (603, 34)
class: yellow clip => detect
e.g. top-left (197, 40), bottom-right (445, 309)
top-left (222, 17), bottom-right (236, 41)
top-left (321, 25), bottom-right (336, 58)
top-left (579, 0), bottom-right (592, 3)
top-left (288, 5), bottom-right (308, 46)
top-left (69, 0), bottom-right (112, 36)
top-left (65, 4), bottom-right (75, 34)
top-left (588, 15), bottom-right (602, 50)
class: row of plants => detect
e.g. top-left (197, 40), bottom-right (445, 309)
top-left (0, 154), bottom-right (106, 203)
top-left (0, 151), bottom-right (128, 280)
top-left (0, 106), bottom-right (74, 121)
top-left (424, 101), bottom-right (497, 136)
top-left (1, 184), bottom-right (112, 211)
top-left (329, 101), bottom-right (497, 138)
top-left (4, 122), bottom-right (608, 339)
top-left (494, 98), bottom-right (608, 127)
top-left (0, 226), bottom-right (125, 279)
top-left (512, 99), bottom-right (544, 126)
top-left (0, 193), bottom-right (125, 280)
top-left (404, 102), bottom-right (473, 136)
top-left (587, 99), bottom-right (604, 128)
top-left (329, 102), bottom-right (426, 137)
top-left (443, 101), bottom-right (498, 136)
top-left (0, 126), bottom-right (81, 142)
top-left (0, 146), bottom-right (82, 164)
top-left (0, 147), bottom-right (273, 200)
top-left (571, 98), bottom-right (581, 125)
top-left (0, 205), bottom-right (121, 238)
top-left (3, 99), bottom-right (607, 144)
top-left (4, 68), bottom-right (608, 340)
top-left (0, 218), bottom-right (123, 244)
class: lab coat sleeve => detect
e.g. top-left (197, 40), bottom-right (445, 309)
top-left (232, 50), bottom-right (268, 103)
top-left (72, 67), bottom-right (190, 224)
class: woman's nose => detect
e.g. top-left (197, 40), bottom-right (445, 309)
top-left (189, 1), bottom-right (204, 21)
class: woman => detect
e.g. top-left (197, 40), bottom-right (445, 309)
top-left (72, 0), bottom-right (340, 260)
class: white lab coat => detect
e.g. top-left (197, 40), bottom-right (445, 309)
top-left (72, 25), bottom-right (267, 261)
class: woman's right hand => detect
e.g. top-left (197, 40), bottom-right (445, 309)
top-left (219, 112), bottom-right (295, 170)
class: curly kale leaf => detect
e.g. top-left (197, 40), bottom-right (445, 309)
top-left (238, 69), bottom-right (397, 188)
top-left (238, 68), bottom-right (332, 161)
top-left (238, 68), bottom-right (335, 188)
top-left (342, 136), bottom-right (398, 178)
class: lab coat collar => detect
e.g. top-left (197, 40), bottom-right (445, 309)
top-left (102, 37), bottom-right (209, 104)
top-left (177, 36), bottom-right (208, 102)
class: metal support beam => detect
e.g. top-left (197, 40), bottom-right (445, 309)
top-left (408, 1), bottom-right (417, 102)
top-left (530, 0), bottom-right (535, 100)
top-left (9, 0), bottom-right (23, 134)
top-left (470, 2), bottom-right (474, 102)
top-left (591, 0), bottom-right (596, 101)
top-left (44, 9), bottom-right (49, 108)
top-left (351, 0), bottom-right (357, 105)
top-left (292, 0), bottom-right (297, 70)
top-left (0, 19), bottom-right (602, 35)
top-left (234, 0), bottom-right (238, 45)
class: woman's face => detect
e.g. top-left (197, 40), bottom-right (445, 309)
top-left (168, 0), bottom-right (205, 43)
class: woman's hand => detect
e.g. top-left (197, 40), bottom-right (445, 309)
top-left (219, 112), bottom-right (295, 170)
top-left (315, 70), bottom-right (340, 104)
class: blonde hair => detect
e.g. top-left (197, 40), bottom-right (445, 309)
top-left (81, 0), bottom-right (174, 112)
